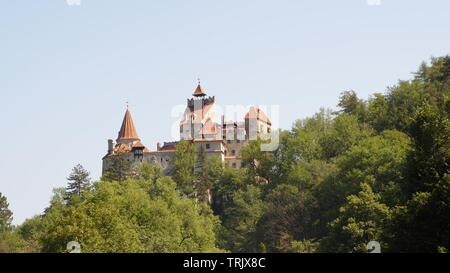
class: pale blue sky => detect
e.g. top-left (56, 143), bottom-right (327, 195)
top-left (0, 0), bottom-right (449, 224)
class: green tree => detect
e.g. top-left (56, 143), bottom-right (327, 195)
top-left (320, 183), bottom-right (391, 253)
top-left (219, 185), bottom-right (264, 252)
top-left (66, 164), bottom-right (91, 200)
top-left (319, 114), bottom-right (371, 159)
top-left (0, 192), bottom-right (13, 232)
top-left (0, 193), bottom-right (20, 253)
top-left (385, 80), bottom-right (428, 132)
top-left (196, 154), bottom-right (223, 203)
top-left (241, 139), bottom-right (274, 182)
top-left (16, 216), bottom-right (44, 253)
top-left (406, 102), bottom-right (450, 194)
top-left (102, 154), bottom-right (136, 182)
top-left (333, 130), bottom-right (411, 204)
top-left (40, 177), bottom-right (222, 253)
top-left (173, 140), bottom-right (196, 196)
top-left (337, 90), bottom-right (367, 123)
top-left (138, 163), bottom-right (163, 182)
top-left (211, 167), bottom-right (249, 217)
top-left (287, 109), bottom-right (332, 163)
top-left (386, 100), bottom-right (450, 252)
top-left (287, 160), bottom-right (335, 191)
top-left (386, 175), bottom-right (450, 252)
top-left (415, 56), bottom-right (450, 100)
top-left (315, 130), bottom-right (411, 236)
top-left (367, 93), bottom-right (389, 132)
top-left (0, 230), bottom-right (22, 253)
top-left (290, 240), bottom-right (319, 253)
top-left (256, 184), bottom-right (313, 252)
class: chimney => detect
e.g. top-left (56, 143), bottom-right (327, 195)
top-left (157, 142), bottom-right (161, 151)
top-left (108, 139), bottom-right (114, 154)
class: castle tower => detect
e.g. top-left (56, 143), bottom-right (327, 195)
top-left (105, 107), bottom-right (147, 158)
top-left (102, 107), bottom-right (149, 173)
top-left (245, 106), bottom-right (272, 140)
top-left (180, 81), bottom-right (217, 140)
top-left (117, 108), bottom-right (140, 144)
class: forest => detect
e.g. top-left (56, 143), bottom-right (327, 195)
top-left (0, 56), bottom-right (449, 253)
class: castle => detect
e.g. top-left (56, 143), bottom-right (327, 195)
top-left (102, 83), bottom-right (272, 174)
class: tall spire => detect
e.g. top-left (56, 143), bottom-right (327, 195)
top-left (117, 107), bottom-right (140, 142)
top-left (192, 78), bottom-right (207, 97)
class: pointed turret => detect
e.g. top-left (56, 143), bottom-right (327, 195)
top-left (192, 79), bottom-right (207, 97)
top-left (117, 108), bottom-right (140, 143)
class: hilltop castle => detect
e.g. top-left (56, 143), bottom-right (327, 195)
top-left (102, 83), bottom-right (272, 174)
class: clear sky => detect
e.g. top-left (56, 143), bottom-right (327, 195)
top-left (0, 0), bottom-right (449, 225)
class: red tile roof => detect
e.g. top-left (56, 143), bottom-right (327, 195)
top-left (159, 141), bottom-right (178, 151)
top-left (117, 109), bottom-right (140, 141)
top-left (244, 106), bottom-right (271, 125)
top-left (115, 143), bottom-right (130, 153)
top-left (192, 84), bottom-right (207, 97)
top-left (132, 141), bottom-right (145, 148)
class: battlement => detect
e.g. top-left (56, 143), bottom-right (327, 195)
top-left (187, 96), bottom-right (215, 109)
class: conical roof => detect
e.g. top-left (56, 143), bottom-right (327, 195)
top-left (192, 84), bottom-right (207, 97)
top-left (117, 109), bottom-right (140, 141)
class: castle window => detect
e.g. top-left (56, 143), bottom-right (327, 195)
top-left (206, 143), bottom-right (210, 149)
top-left (232, 163), bottom-right (237, 168)
top-left (231, 150), bottom-right (236, 156)
top-left (227, 140), bottom-right (231, 144)
top-left (237, 139), bottom-right (240, 143)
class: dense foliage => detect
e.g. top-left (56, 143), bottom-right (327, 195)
top-left (1, 56), bottom-right (449, 253)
